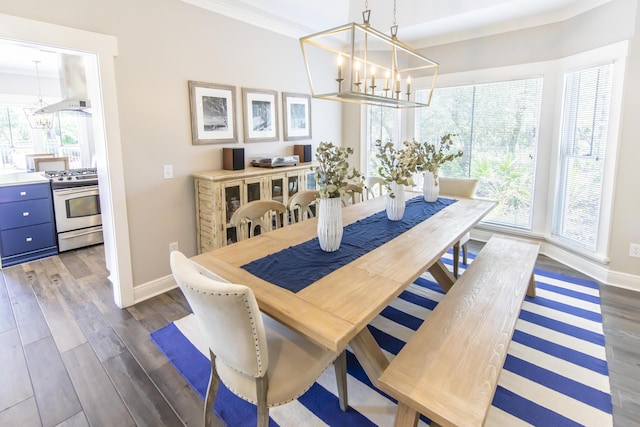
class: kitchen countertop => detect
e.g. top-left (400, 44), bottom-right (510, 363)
top-left (0, 172), bottom-right (50, 187)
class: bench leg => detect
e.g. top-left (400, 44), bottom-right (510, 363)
top-left (527, 272), bottom-right (536, 297)
top-left (462, 242), bottom-right (468, 265)
top-left (349, 327), bottom-right (389, 388)
top-left (428, 259), bottom-right (456, 293)
top-left (394, 402), bottom-right (419, 427)
top-left (452, 242), bottom-right (460, 278)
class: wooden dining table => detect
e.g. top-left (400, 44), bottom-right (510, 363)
top-left (192, 193), bottom-right (496, 387)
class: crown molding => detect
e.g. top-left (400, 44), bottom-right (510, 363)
top-left (181, 0), bottom-right (615, 49)
top-left (181, 0), bottom-right (314, 39)
top-left (407, 0), bottom-right (614, 48)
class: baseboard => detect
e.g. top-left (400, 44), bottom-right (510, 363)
top-left (603, 270), bottom-right (640, 292)
top-left (132, 229), bottom-right (640, 305)
top-left (472, 228), bottom-right (640, 292)
top-left (133, 274), bottom-right (177, 304)
top-left (541, 243), bottom-right (610, 284)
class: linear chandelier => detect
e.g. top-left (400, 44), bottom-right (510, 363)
top-left (300, 0), bottom-right (438, 109)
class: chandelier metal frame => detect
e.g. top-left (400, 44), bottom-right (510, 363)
top-left (299, 4), bottom-right (439, 109)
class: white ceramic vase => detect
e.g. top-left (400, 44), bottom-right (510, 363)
top-left (386, 181), bottom-right (406, 221)
top-left (423, 170), bottom-right (439, 202)
top-left (317, 197), bottom-right (343, 252)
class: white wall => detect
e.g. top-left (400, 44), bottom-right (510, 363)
top-left (0, 0), bottom-right (342, 294)
top-left (419, 0), bottom-right (636, 74)
top-left (609, 1), bottom-right (640, 282)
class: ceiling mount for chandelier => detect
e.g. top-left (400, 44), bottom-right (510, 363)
top-left (300, 0), bottom-right (438, 109)
top-left (23, 60), bottom-right (54, 129)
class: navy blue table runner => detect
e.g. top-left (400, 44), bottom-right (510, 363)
top-left (241, 196), bottom-right (456, 293)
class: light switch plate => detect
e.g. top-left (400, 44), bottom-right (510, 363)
top-left (163, 164), bottom-right (173, 179)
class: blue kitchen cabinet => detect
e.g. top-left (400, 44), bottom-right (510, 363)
top-left (0, 182), bottom-right (57, 267)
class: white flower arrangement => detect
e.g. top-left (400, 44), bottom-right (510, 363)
top-left (314, 142), bottom-right (362, 199)
top-left (375, 140), bottom-right (419, 198)
top-left (414, 134), bottom-right (464, 182)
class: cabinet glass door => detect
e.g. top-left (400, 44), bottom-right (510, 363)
top-left (246, 181), bottom-right (262, 202)
top-left (224, 184), bottom-right (241, 222)
top-left (287, 175), bottom-right (299, 198)
top-left (271, 177), bottom-right (284, 203)
top-left (307, 172), bottom-right (317, 190)
top-left (224, 182), bottom-right (242, 244)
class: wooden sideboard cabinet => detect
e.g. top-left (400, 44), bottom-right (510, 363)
top-left (193, 164), bottom-right (316, 253)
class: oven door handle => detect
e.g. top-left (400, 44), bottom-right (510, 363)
top-left (53, 186), bottom-right (99, 196)
top-left (59, 229), bottom-right (102, 239)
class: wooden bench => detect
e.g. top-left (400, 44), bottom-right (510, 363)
top-left (378, 235), bottom-right (540, 427)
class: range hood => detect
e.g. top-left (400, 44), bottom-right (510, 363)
top-left (34, 98), bottom-right (91, 114)
top-left (34, 54), bottom-right (92, 115)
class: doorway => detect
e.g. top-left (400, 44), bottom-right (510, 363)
top-left (0, 13), bottom-right (133, 307)
top-left (0, 41), bottom-right (96, 172)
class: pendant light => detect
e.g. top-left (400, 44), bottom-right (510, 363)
top-left (23, 60), bottom-right (54, 129)
top-left (300, 0), bottom-right (438, 108)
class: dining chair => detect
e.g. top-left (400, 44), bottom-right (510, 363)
top-left (341, 183), bottom-right (363, 206)
top-left (438, 177), bottom-right (479, 277)
top-left (363, 176), bottom-right (385, 199)
top-left (230, 200), bottom-right (287, 241)
top-left (170, 251), bottom-right (348, 427)
top-left (287, 189), bottom-right (319, 223)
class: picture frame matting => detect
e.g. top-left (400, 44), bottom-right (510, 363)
top-left (188, 80), bottom-right (238, 145)
top-left (283, 92), bottom-right (312, 141)
top-left (242, 88), bottom-right (279, 142)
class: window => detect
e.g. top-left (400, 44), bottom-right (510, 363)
top-left (552, 64), bottom-right (614, 251)
top-left (0, 105), bottom-right (83, 172)
top-left (364, 104), bottom-right (400, 177)
top-left (415, 78), bottom-right (543, 229)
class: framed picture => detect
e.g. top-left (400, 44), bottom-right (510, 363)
top-left (242, 88), bottom-right (279, 142)
top-left (283, 92), bottom-right (312, 141)
top-left (188, 80), bottom-right (237, 144)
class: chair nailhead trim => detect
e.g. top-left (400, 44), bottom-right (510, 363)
top-left (187, 284), bottom-right (265, 375)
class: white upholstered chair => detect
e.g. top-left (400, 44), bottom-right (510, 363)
top-left (341, 183), bottom-right (363, 206)
top-left (438, 177), bottom-right (479, 278)
top-left (287, 190), bottom-right (319, 223)
top-left (230, 200), bottom-right (287, 241)
top-left (170, 251), bottom-right (348, 427)
top-left (363, 176), bottom-right (385, 199)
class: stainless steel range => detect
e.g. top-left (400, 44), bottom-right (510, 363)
top-left (43, 168), bottom-right (103, 252)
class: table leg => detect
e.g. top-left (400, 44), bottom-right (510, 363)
top-left (527, 272), bottom-right (537, 297)
top-left (428, 259), bottom-right (456, 293)
top-left (394, 402), bottom-right (420, 427)
top-left (349, 327), bottom-right (389, 388)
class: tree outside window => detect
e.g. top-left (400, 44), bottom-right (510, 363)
top-left (415, 78), bottom-right (543, 229)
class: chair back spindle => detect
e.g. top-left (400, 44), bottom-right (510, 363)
top-left (230, 200), bottom-right (287, 240)
top-left (288, 190), bottom-right (319, 223)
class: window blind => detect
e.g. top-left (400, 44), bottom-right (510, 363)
top-left (552, 64), bottom-right (614, 251)
top-left (415, 78), bottom-right (543, 229)
top-left (365, 104), bottom-right (401, 177)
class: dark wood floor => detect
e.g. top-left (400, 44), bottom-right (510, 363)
top-left (0, 243), bottom-right (638, 426)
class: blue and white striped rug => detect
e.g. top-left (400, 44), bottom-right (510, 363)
top-left (151, 252), bottom-right (613, 426)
